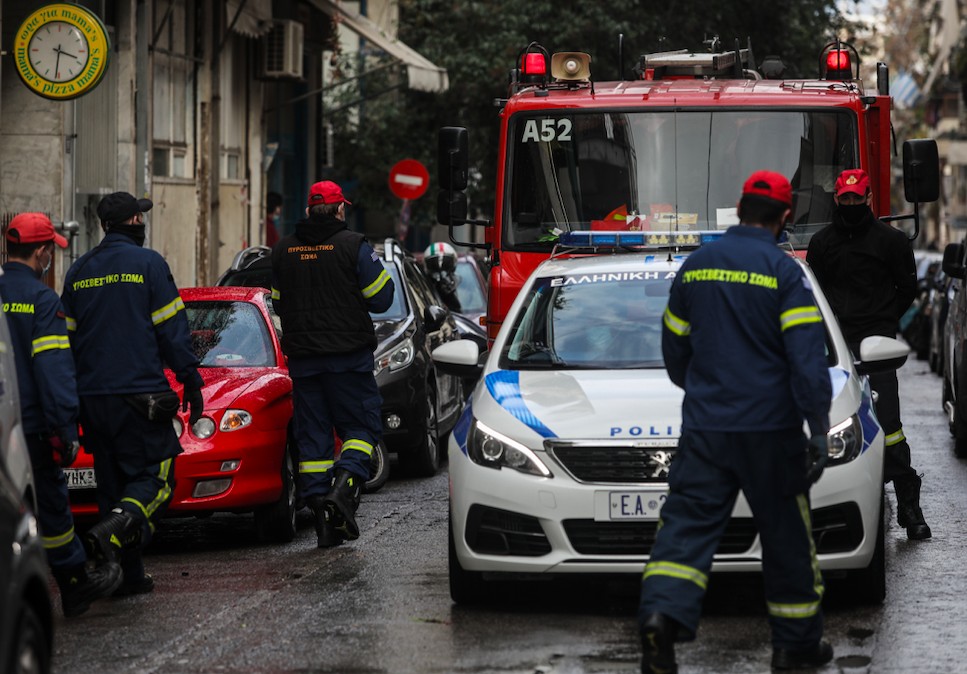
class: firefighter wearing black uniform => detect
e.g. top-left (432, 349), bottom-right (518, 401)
top-left (806, 168), bottom-right (930, 540)
top-left (270, 181), bottom-right (394, 548)
top-left (639, 172), bottom-right (834, 673)
top-left (61, 192), bottom-right (204, 595)
top-left (0, 213), bottom-right (122, 616)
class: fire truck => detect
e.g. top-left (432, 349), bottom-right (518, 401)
top-left (436, 39), bottom-right (940, 341)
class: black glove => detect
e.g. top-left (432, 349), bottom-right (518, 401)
top-left (49, 430), bottom-right (80, 467)
top-left (805, 434), bottom-right (830, 485)
top-left (183, 386), bottom-right (204, 426)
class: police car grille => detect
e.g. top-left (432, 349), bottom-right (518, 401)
top-left (549, 446), bottom-right (675, 483)
top-left (563, 518), bottom-right (758, 556)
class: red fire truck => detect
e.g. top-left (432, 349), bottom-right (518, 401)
top-left (437, 39), bottom-right (940, 342)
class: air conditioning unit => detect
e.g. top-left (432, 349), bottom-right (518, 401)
top-left (262, 20), bottom-right (304, 79)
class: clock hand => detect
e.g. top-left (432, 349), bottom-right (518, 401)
top-left (54, 49), bottom-right (62, 78)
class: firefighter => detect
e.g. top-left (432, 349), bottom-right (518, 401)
top-left (270, 181), bottom-right (394, 548)
top-left (0, 213), bottom-right (122, 616)
top-left (806, 168), bottom-right (930, 540)
top-left (61, 192), bottom-right (204, 595)
top-left (639, 172), bottom-right (833, 672)
top-left (423, 242), bottom-right (462, 313)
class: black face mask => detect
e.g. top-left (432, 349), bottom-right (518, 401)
top-left (111, 224), bottom-right (146, 247)
top-left (838, 203), bottom-right (871, 226)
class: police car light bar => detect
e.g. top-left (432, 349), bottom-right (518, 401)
top-left (559, 230), bottom-right (726, 249)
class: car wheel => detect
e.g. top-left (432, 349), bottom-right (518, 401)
top-left (847, 491), bottom-right (885, 605)
top-left (254, 444), bottom-right (297, 543)
top-left (9, 603), bottom-right (50, 674)
top-left (364, 440), bottom-right (390, 493)
top-left (398, 384), bottom-right (440, 477)
top-left (449, 515), bottom-right (487, 605)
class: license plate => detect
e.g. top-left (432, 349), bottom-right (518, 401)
top-left (64, 468), bottom-right (97, 490)
top-left (608, 490), bottom-right (667, 521)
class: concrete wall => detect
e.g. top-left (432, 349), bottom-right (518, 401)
top-left (151, 180), bottom-right (197, 287)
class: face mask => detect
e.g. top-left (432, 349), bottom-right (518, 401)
top-left (39, 248), bottom-right (52, 277)
top-left (112, 224), bottom-right (147, 246)
top-left (838, 203), bottom-right (870, 226)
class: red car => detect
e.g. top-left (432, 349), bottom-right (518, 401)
top-left (64, 287), bottom-right (389, 542)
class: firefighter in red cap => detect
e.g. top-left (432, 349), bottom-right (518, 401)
top-left (270, 180), bottom-right (394, 548)
top-left (61, 192), bottom-right (204, 596)
top-left (807, 168), bottom-right (929, 540)
top-left (639, 171), bottom-right (833, 672)
top-left (0, 212), bottom-right (123, 616)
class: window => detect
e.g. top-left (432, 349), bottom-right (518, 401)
top-left (152, 0), bottom-right (195, 178)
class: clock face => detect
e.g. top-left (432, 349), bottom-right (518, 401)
top-left (14, 4), bottom-right (111, 100)
top-left (28, 21), bottom-right (90, 83)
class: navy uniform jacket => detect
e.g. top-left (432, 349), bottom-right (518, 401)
top-left (61, 232), bottom-right (202, 395)
top-left (0, 262), bottom-right (79, 440)
top-left (662, 226), bottom-right (831, 436)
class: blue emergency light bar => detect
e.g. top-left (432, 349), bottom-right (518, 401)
top-left (559, 230), bottom-right (726, 248)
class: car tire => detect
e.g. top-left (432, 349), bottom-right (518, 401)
top-left (398, 384), bottom-right (440, 478)
top-left (364, 440), bottom-right (390, 493)
top-left (9, 603), bottom-right (50, 674)
top-left (254, 445), bottom-right (297, 543)
top-left (847, 491), bottom-right (886, 605)
top-left (449, 515), bottom-right (487, 605)
top-left (951, 378), bottom-right (967, 458)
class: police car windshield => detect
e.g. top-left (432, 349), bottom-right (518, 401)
top-left (501, 271), bottom-right (670, 370)
top-left (186, 301), bottom-right (276, 367)
top-left (507, 109), bottom-right (856, 250)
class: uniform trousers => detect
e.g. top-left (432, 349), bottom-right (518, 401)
top-left (639, 428), bottom-right (825, 650)
top-left (866, 370), bottom-right (917, 484)
top-left (80, 394), bottom-right (180, 575)
top-left (26, 435), bottom-right (87, 570)
top-left (292, 370), bottom-right (381, 498)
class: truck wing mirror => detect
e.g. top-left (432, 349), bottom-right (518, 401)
top-left (943, 242), bottom-right (966, 280)
top-left (438, 127), bottom-right (468, 191)
top-left (903, 139), bottom-right (940, 204)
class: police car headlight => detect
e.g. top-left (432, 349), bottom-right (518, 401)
top-left (827, 414), bottom-right (863, 464)
top-left (374, 338), bottom-right (415, 377)
top-left (467, 419), bottom-right (552, 477)
top-left (220, 409), bottom-right (252, 432)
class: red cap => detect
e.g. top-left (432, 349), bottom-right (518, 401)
top-left (835, 169), bottom-right (870, 198)
top-left (741, 171), bottom-right (792, 208)
top-left (5, 213), bottom-right (68, 248)
top-left (307, 181), bottom-right (352, 207)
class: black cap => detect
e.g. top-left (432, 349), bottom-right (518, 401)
top-left (97, 192), bottom-right (154, 226)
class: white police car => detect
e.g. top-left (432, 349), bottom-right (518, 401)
top-left (433, 231), bottom-right (909, 605)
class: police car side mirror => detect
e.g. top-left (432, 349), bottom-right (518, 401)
top-left (943, 242), bottom-right (965, 280)
top-left (432, 340), bottom-right (482, 380)
top-left (855, 335), bottom-right (910, 375)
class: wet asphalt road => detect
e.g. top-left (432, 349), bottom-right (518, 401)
top-left (50, 357), bottom-right (967, 673)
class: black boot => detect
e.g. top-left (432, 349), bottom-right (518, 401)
top-left (84, 507), bottom-right (141, 566)
top-left (895, 475), bottom-right (932, 540)
top-left (54, 562), bottom-right (123, 617)
top-left (772, 640), bottom-right (834, 670)
top-left (114, 549), bottom-right (155, 596)
top-left (323, 469), bottom-right (362, 541)
top-left (307, 496), bottom-right (342, 548)
top-left (640, 612), bottom-right (678, 674)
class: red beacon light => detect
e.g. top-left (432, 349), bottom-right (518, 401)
top-left (821, 43), bottom-right (857, 81)
top-left (523, 52), bottom-right (547, 76)
top-left (517, 43), bottom-right (551, 89)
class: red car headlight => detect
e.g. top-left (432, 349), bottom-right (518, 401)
top-left (220, 409), bottom-right (252, 432)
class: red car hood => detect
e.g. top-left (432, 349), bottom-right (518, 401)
top-left (165, 367), bottom-right (290, 410)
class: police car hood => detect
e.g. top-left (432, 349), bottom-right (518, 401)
top-left (476, 366), bottom-right (862, 443)
top-left (477, 369), bottom-right (682, 442)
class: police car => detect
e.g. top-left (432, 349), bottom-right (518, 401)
top-left (433, 231), bottom-right (910, 605)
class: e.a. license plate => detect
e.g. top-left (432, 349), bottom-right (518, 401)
top-left (609, 491), bottom-right (667, 520)
top-left (63, 468), bottom-right (97, 490)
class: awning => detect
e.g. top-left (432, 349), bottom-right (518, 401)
top-left (310, 0), bottom-right (449, 93)
top-left (226, 0), bottom-right (273, 38)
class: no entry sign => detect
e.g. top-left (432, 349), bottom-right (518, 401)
top-left (388, 159), bottom-right (429, 200)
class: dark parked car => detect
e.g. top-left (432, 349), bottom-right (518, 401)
top-left (941, 242), bottom-right (967, 456)
top-left (218, 241), bottom-right (465, 477)
top-left (0, 291), bottom-right (52, 674)
top-left (927, 266), bottom-right (952, 374)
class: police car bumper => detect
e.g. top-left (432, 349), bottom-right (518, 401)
top-left (448, 426), bottom-right (884, 577)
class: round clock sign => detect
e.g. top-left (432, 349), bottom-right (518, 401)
top-left (14, 3), bottom-right (111, 100)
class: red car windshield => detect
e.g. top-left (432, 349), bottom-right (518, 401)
top-left (187, 301), bottom-right (276, 367)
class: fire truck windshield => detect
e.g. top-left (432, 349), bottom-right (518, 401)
top-left (507, 109), bottom-right (857, 249)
